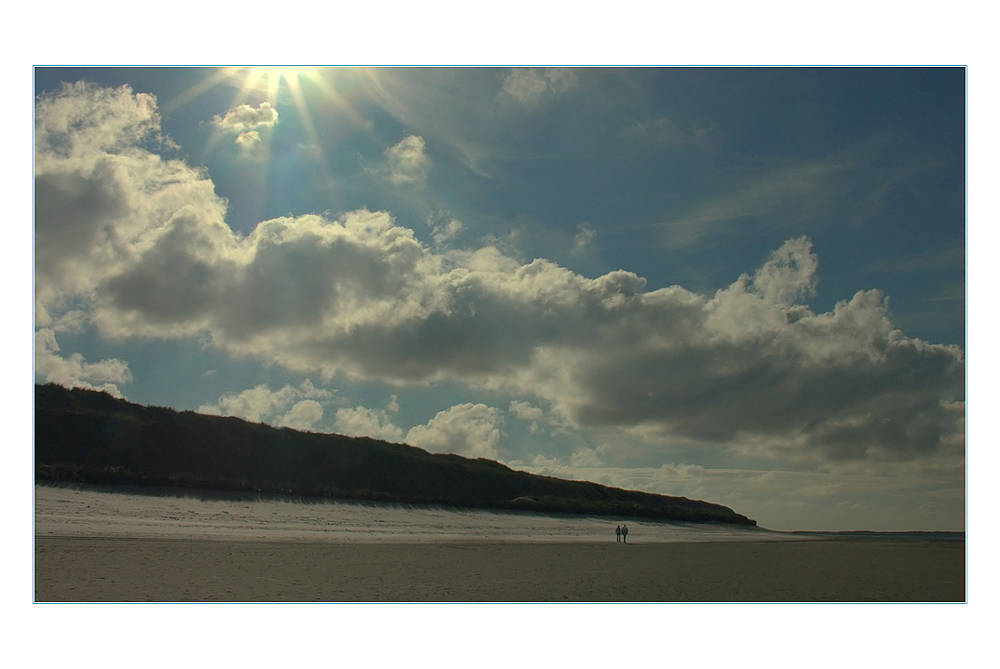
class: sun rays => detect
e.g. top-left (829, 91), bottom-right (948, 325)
top-left (162, 67), bottom-right (330, 168)
top-left (156, 66), bottom-right (376, 177)
top-left (242, 67), bottom-right (318, 100)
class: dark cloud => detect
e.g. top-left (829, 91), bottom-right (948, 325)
top-left (100, 214), bottom-right (227, 324)
top-left (35, 162), bottom-right (129, 286)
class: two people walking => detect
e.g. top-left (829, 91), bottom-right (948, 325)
top-left (615, 524), bottom-right (629, 543)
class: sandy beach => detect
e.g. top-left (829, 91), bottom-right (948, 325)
top-left (34, 535), bottom-right (965, 602)
top-left (33, 486), bottom-right (965, 602)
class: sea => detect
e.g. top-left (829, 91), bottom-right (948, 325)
top-left (34, 482), bottom-right (789, 544)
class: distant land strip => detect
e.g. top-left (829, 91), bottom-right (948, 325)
top-left (790, 530), bottom-right (965, 541)
top-left (34, 384), bottom-right (756, 526)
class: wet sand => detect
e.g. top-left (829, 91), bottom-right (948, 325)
top-left (34, 536), bottom-right (965, 602)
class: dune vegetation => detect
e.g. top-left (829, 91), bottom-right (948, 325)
top-left (34, 384), bottom-right (756, 525)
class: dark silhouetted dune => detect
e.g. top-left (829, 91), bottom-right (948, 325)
top-left (34, 383), bottom-right (756, 525)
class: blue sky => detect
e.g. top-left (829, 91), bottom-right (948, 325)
top-left (33, 67), bottom-right (965, 531)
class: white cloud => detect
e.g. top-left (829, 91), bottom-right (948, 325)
top-left (197, 380), bottom-right (333, 424)
top-left (210, 102), bottom-right (279, 151)
top-left (198, 384), bottom-right (296, 423)
top-left (278, 400), bottom-right (324, 431)
top-left (509, 399), bottom-right (551, 433)
top-left (35, 328), bottom-right (131, 397)
top-left (34, 82), bottom-right (160, 160)
top-left (211, 102), bottom-right (278, 149)
top-left (334, 397), bottom-right (404, 442)
top-left (406, 403), bottom-right (502, 459)
top-left (385, 135), bottom-right (428, 184)
top-left (213, 102), bottom-right (279, 132)
top-left (748, 235), bottom-right (817, 304)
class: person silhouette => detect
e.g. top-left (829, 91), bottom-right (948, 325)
top-left (622, 524), bottom-right (629, 543)
top-left (616, 525), bottom-right (621, 542)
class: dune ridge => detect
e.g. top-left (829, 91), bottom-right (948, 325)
top-left (35, 384), bottom-right (755, 525)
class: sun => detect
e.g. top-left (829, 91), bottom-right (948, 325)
top-left (243, 65), bottom-right (317, 94)
top-left (175, 66), bottom-right (366, 179)
top-left (231, 67), bottom-right (326, 156)
top-left (256, 66), bottom-right (316, 80)
top-left (243, 67), bottom-right (319, 101)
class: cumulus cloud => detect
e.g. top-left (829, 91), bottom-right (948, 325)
top-left (278, 400), bottom-right (324, 431)
top-left (35, 81), bottom-right (160, 158)
top-left (35, 83), bottom-right (965, 468)
top-left (385, 135), bottom-right (428, 184)
top-left (213, 102), bottom-right (279, 132)
top-left (35, 82), bottom-right (227, 328)
top-left (334, 397), bottom-right (404, 441)
top-left (197, 380), bottom-right (333, 424)
top-left (35, 329), bottom-right (131, 397)
top-left (212, 102), bottom-right (278, 149)
top-left (510, 399), bottom-right (560, 434)
top-left (405, 404), bottom-right (503, 459)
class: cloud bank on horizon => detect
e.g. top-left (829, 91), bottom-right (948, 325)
top-left (33, 72), bottom-right (966, 530)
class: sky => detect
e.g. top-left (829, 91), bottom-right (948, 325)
top-left (32, 66), bottom-right (966, 531)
